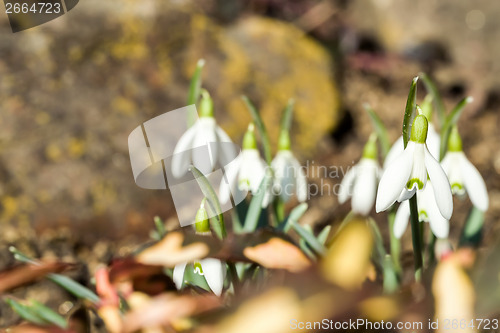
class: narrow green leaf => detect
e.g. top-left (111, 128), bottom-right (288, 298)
top-left (5, 298), bottom-right (47, 326)
top-left (187, 59), bottom-right (205, 127)
top-left (299, 225), bottom-right (318, 261)
top-left (282, 203), bottom-right (308, 233)
top-left (382, 255), bottom-right (399, 294)
top-left (30, 300), bottom-right (68, 329)
top-left (243, 174), bottom-right (272, 232)
top-left (280, 99), bottom-right (295, 133)
top-left (367, 217), bottom-right (386, 267)
top-left (420, 72), bottom-right (446, 125)
top-left (9, 247), bottom-right (37, 265)
top-left (363, 104), bottom-right (390, 158)
top-left (47, 274), bottom-right (100, 304)
top-left (403, 77), bottom-right (418, 148)
top-left (154, 216), bottom-right (166, 238)
top-left (317, 225), bottom-right (331, 245)
top-left (439, 96), bottom-right (473, 160)
top-left (291, 223), bottom-right (326, 256)
top-left (459, 206), bottom-right (484, 247)
top-left (241, 96), bottom-right (273, 165)
top-left (189, 166), bottom-right (226, 239)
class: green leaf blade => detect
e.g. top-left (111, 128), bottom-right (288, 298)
top-left (241, 96), bottom-right (273, 165)
top-left (363, 104), bottom-right (390, 158)
top-left (403, 77), bottom-right (419, 148)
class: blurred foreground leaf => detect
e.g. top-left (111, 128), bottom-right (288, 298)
top-left (321, 219), bottom-right (373, 290)
top-left (0, 262), bottom-right (73, 293)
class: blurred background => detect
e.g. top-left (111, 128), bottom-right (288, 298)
top-left (0, 0), bottom-right (499, 272)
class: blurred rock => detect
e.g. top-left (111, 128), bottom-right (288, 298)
top-left (0, 0), bottom-right (340, 240)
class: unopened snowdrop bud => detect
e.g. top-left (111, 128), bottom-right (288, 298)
top-left (441, 126), bottom-right (488, 211)
top-left (376, 114), bottom-right (453, 220)
top-left (339, 134), bottom-right (381, 216)
top-left (194, 200), bottom-right (210, 234)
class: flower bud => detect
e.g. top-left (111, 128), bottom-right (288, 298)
top-left (447, 126), bottom-right (463, 152)
top-left (242, 123), bottom-right (258, 150)
top-left (195, 200), bottom-right (210, 233)
top-left (362, 133), bottom-right (378, 160)
top-left (278, 129), bottom-right (291, 151)
top-left (199, 90), bottom-right (214, 118)
top-left (410, 114), bottom-right (429, 144)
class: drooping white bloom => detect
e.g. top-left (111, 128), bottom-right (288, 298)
top-left (171, 91), bottom-right (234, 178)
top-left (376, 114), bottom-right (453, 220)
top-left (393, 181), bottom-right (449, 239)
top-left (271, 131), bottom-right (307, 203)
top-left (338, 135), bottom-right (381, 215)
top-left (384, 122), bottom-right (440, 169)
top-left (219, 124), bottom-right (271, 207)
top-left (173, 259), bottom-right (225, 296)
top-left (441, 127), bottom-right (488, 211)
top-left (173, 201), bottom-right (226, 296)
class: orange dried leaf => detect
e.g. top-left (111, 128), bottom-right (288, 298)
top-left (243, 238), bottom-right (311, 272)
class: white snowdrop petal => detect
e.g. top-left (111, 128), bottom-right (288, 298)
top-left (200, 258), bottom-right (225, 296)
top-left (171, 124), bottom-right (198, 178)
top-left (394, 201), bottom-right (410, 239)
top-left (459, 153), bottom-right (489, 211)
top-left (407, 143), bottom-right (428, 191)
top-left (425, 147), bottom-right (453, 220)
top-left (192, 118), bottom-right (217, 175)
top-left (384, 136), bottom-right (404, 169)
top-left (338, 166), bottom-right (357, 204)
top-left (427, 123), bottom-right (441, 161)
top-left (172, 262), bottom-right (187, 290)
top-left (424, 183), bottom-right (450, 239)
top-left (398, 187), bottom-right (416, 202)
top-left (219, 155), bottom-right (242, 204)
top-left (290, 156), bottom-right (308, 202)
top-left (376, 141), bottom-right (415, 212)
top-left (351, 160), bottom-right (377, 215)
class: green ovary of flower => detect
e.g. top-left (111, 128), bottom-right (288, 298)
top-left (410, 114), bottom-right (428, 144)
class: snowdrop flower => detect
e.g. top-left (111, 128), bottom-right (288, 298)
top-left (384, 102), bottom-right (440, 168)
top-left (171, 90), bottom-right (234, 178)
top-left (338, 134), bottom-right (381, 215)
top-left (441, 126), bottom-right (488, 211)
top-left (219, 124), bottom-right (271, 207)
top-left (394, 181), bottom-right (449, 239)
top-left (271, 130), bottom-right (307, 203)
top-left (173, 201), bottom-right (225, 296)
top-left (376, 114), bottom-right (453, 220)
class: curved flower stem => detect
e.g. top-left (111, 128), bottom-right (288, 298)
top-left (388, 207), bottom-right (402, 274)
top-left (409, 195), bottom-right (423, 281)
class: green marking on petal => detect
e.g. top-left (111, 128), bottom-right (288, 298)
top-left (238, 178), bottom-right (250, 190)
top-left (451, 182), bottom-right (465, 195)
top-left (193, 262), bottom-right (204, 275)
top-left (406, 178), bottom-right (424, 190)
top-left (418, 210), bottom-right (428, 222)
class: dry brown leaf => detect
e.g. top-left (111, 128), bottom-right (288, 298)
top-left (122, 293), bottom-right (220, 332)
top-left (320, 219), bottom-right (373, 290)
top-left (136, 232), bottom-right (209, 267)
top-left (243, 237), bottom-right (311, 273)
top-left (0, 262), bottom-right (74, 293)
